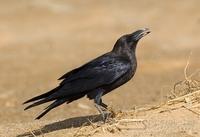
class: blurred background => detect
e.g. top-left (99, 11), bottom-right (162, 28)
top-left (0, 0), bottom-right (200, 124)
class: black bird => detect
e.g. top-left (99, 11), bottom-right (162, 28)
top-left (24, 28), bottom-right (150, 120)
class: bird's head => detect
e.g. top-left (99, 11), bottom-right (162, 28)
top-left (113, 28), bottom-right (150, 53)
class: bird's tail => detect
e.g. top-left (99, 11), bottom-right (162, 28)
top-left (23, 86), bottom-right (60, 104)
top-left (23, 86), bottom-right (86, 119)
top-left (35, 93), bottom-right (85, 119)
top-left (35, 99), bottom-right (66, 119)
top-left (23, 85), bottom-right (71, 111)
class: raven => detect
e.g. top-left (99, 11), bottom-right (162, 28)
top-left (24, 28), bottom-right (150, 120)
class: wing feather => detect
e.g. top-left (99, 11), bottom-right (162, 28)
top-left (52, 54), bottom-right (131, 98)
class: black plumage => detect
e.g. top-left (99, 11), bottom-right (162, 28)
top-left (24, 28), bottom-right (150, 120)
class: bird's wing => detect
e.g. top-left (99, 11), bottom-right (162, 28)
top-left (59, 54), bottom-right (131, 86)
top-left (58, 54), bottom-right (110, 80)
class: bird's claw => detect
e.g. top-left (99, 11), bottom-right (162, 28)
top-left (95, 104), bottom-right (109, 122)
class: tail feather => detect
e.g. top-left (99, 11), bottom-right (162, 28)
top-left (35, 99), bottom-right (66, 119)
top-left (24, 97), bottom-right (55, 110)
top-left (23, 87), bottom-right (60, 104)
top-left (23, 86), bottom-right (87, 119)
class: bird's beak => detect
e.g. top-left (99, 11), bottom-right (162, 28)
top-left (131, 28), bottom-right (151, 41)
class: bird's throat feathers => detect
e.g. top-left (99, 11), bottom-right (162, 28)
top-left (112, 43), bottom-right (137, 66)
top-left (112, 40), bottom-right (137, 57)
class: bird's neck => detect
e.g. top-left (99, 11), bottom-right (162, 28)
top-left (113, 45), bottom-right (137, 64)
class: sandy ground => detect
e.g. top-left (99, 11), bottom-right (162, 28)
top-left (0, 0), bottom-right (200, 136)
top-left (4, 107), bottom-right (200, 137)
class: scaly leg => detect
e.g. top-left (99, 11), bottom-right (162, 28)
top-left (94, 91), bottom-right (107, 122)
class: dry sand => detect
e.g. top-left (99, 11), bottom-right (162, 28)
top-left (0, 0), bottom-right (200, 136)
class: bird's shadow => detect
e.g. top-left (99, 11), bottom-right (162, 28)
top-left (17, 114), bottom-right (103, 137)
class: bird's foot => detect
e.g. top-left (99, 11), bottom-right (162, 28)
top-left (100, 109), bottom-right (115, 123)
top-left (95, 104), bottom-right (109, 123)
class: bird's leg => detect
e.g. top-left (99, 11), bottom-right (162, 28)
top-left (99, 99), bottom-right (108, 110)
top-left (95, 104), bottom-right (106, 121)
top-left (94, 91), bottom-right (107, 122)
